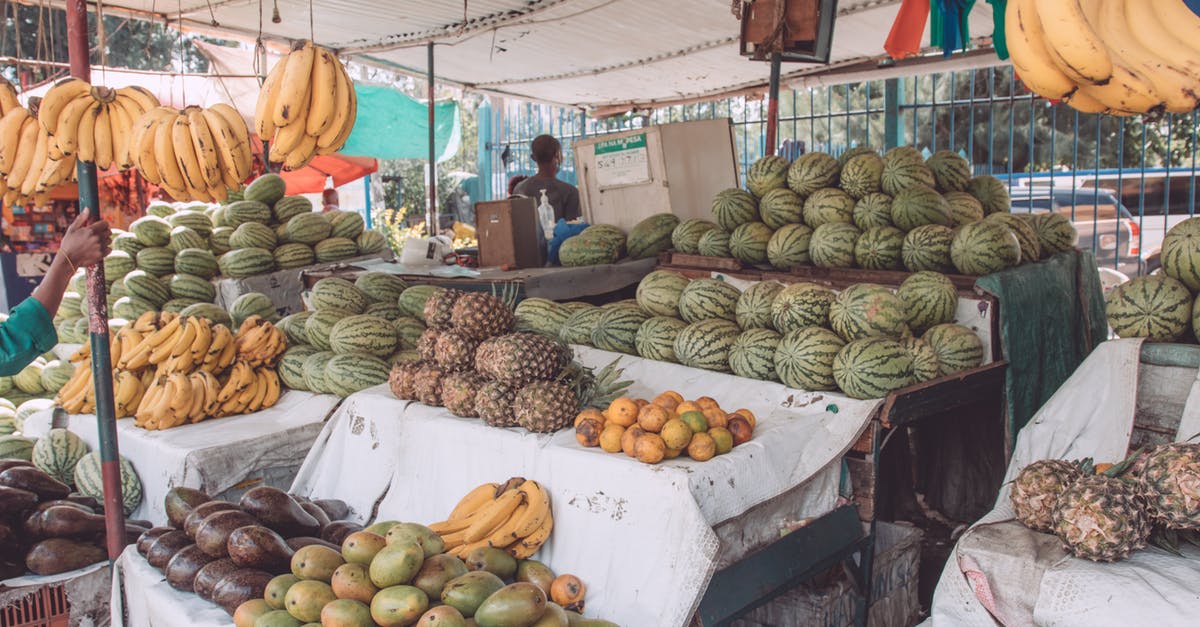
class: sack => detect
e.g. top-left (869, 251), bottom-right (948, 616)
top-left (400, 235), bottom-right (454, 267)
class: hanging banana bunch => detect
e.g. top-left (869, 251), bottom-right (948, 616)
top-left (254, 41), bottom-right (358, 170)
top-left (0, 99), bottom-right (77, 209)
top-left (1005, 0), bottom-right (1200, 115)
top-left (128, 104), bottom-right (254, 203)
top-left (0, 77), bottom-right (20, 118)
top-left (38, 78), bottom-right (161, 170)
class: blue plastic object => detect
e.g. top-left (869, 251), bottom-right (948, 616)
top-left (548, 220), bottom-right (590, 265)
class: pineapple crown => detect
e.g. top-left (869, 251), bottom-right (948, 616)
top-left (490, 281), bottom-right (521, 311)
top-left (559, 357), bottom-right (633, 411)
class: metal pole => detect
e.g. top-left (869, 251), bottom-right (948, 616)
top-left (363, 174), bottom-right (372, 227)
top-left (66, 0), bottom-right (125, 561)
top-left (765, 53), bottom-right (781, 156)
top-left (427, 42), bottom-right (437, 235)
top-left (884, 78), bottom-right (904, 150)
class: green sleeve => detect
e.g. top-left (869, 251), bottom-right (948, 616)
top-left (0, 298), bottom-right (59, 376)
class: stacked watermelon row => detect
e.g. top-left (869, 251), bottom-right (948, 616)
top-left (1108, 217), bottom-right (1200, 343)
top-left (0, 348), bottom-right (74, 411)
top-left (694, 148), bottom-right (1078, 278)
top-left (559, 213), bottom-right (679, 267)
top-left (0, 424), bottom-right (144, 515)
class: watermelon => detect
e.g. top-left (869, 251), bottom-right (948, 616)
top-left (560, 306), bottom-right (606, 346)
top-left (394, 316), bottom-right (427, 349)
top-left (635, 316), bottom-right (689, 363)
top-left (1165, 219), bottom-right (1200, 291)
top-left (986, 213), bottom-right (1041, 263)
top-left (314, 237), bottom-right (360, 263)
top-left (1030, 212), bottom-right (1078, 257)
top-left (561, 301), bottom-right (593, 313)
top-left (274, 242), bottom-right (317, 269)
top-left (839, 153), bottom-right (884, 199)
top-left (279, 344), bottom-right (320, 390)
top-left (950, 220), bottom-right (1020, 275)
top-left (881, 147), bottom-right (935, 196)
top-left (104, 251), bottom-right (136, 280)
top-left (627, 213), bottom-right (681, 259)
top-left (802, 188), bottom-right (855, 228)
top-left (399, 285), bottom-right (443, 318)
top-left (112, 232), bottom-right (145, 256)
top-left (1106, 275), bottom-right (1193, 341)
top-left (32, 428), bottom-right (88, 486)
top-left (357, 230), bottom-right (389, 255)
top-left (287, 213), bottom-right (333, 245)
top-left (838, 146), bottom-right (878, 166)
top-left (39, 361), bottom-right (72, 394)
top-left (273, 196), bottom-right (313, 223)
top-left (901, 336), bottom-right (942, 383)
top-left (829, 284), bottom-right (908, 342)
top-left (167, 227), bottom-right (207, 256)
top-left (59, 292), bottom-right (83, 320)
top-left (775, 327), bottom-right (845, 391)
top-left (224, 200), bottom-right (273, 228)
top-left (244, 174), bottom-right (286, 205)
top-left (311, 277), bottom-right (368, 314)
top-left (514, 298), bottom-right (571, 337)
top-left (279, 312), bottom-right (315, 345)
top-left (677, 278), bottom-right (742, 323)
top-left (218, 247), bottom-right (275, 278)
top-left (925, 150), bottom-right (972, 192)
top-left (736, 281), bottom-right (785, 330)
top-left (729, 222), bottom-right (773, 265)
top-left (209, 227), bottom-right (234, 255)
top-left (229, 222), bottom-right (278, 250)
top-left (943, 191), bottom-right (985, 227)
top-left (329, 315), bottom-right (399, 357)
top-left (306, 310), bottom-right (350, 351)
top-left (122, 270), bottom-right (171, 307)
top-left (592, 307), bottom-right (650, 355)
top-left (74, 451), bottom-right (141, 515)
top-left (787, 152), bottom-right (840, 197)
top-left (853, 193), bottom-right (894, 231)
top-left (697, 229), bottom-right (732, 257)
top-left (833, 337), bottom-right (915, 399)
top-left (325, 353), bottom-right (392, 397)
top-left (174, 248), bottom-right (219, 279)
top-left (674, 318), bottom-right (741, 372)
top-left (180, 303), bottom-right (232, 326)
top-left (130, 216), bottom-right (172, 247)
top-left (809, 223), bottom-right (861, 268)
top-left (17, 399), bottom-right (52, 426)
top-left (854, 226), bottom-right (905, 270)
top-left (0, 435), bottom-right (34, 460)
top-left (170, 273), bottom-right (217, 302)
top-left (746, 155), bottom-right (791, 198)
top-left (729, 328), bottom-right (782, 381)
top-left (902, 225), bottom-right (956, 273)
top-left (922, 323), bottom-right (985, 375)
top-left (636, 270), bottom-right (690, 318)
top-left (758, 188), bottom-right (805, 230)
top-left (897, 271), bottom-right (958, 334)
top-left (767, 224), bottom-right (814, 270)
top-left (712, 188), bottom-right (760, 231)
top-left (301, 351), bottom-right (337, 394)
top-left (356, 272), bottom-right (409, 304)
top-left (771, 283), bottom-right (837, 333)
top-left (230, 292), bottom-right (279, 326)
top-left (965, 175), bottom-right (1010, 215)
top-left (672, 219), bottom-right (718, 254)
top-left (112, 296), bottom-right (157, 321)
top-left (328, 211), bottom-right (366, 240)
top-left (559, 234), bottom-right (621, 266)
top-left (145, 203), bottom-right (175, 218)
top-left (580, 224), bottom-right (627, 255)
top-left (210, 206), bottom-right (228, 228)
top-left (891, 186), bottom-right (952, 232)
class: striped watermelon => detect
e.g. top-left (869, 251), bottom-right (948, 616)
top-left (164, 298), bottom-right (205, 314)
top-left (729, 328), bottom-right (782, 381)
top-left (73, 452), bottom-right (141, 515)
top-left (224, 200), bottom-right (273, 227)
top-left (881, 147), bottom-right (935, 196)
top-left (787, 152), bottom-right (840, 197)
top-left (104, 251), bottom-right (136, 280)
top-left (853, 193), bottom-right (894, 231)
top-left (636, 270), bottom-right (691, 318)
top-left (306, 309), bottom-right (351, 351)
top-left (278, 345), bottom-right (320, 391)
top-left (175, 248), bottom-right (219, 279)
top-left (357, 230), bottom-right (389, 255)
top-left (560, 306), bottom-right (605, 346)
top-left (209, 227), bottom-right (234, 255)
top-left (274, 196), bottom-right (314, 223)
top-left (943, 191), bottom-right (985, 227)
top-left (230, 292), bottom-right (278, 327)
top-left (229, 222), bottom-right (278, 250)
top-left (1161, 218), bottom-right (1200, 291)
top-left (736, 280), bottom-right (785, 330)
top-left (829, 284), bottom-right (908, 341)
top-left (329, 315), bottom-right (400, 357)
top-left (854, 226), bottom-right (905, 270)
top-left (925, 150), bottom-right (972, 192)
top-left (560, 234), bottom-right (622, 266)
top-left (287, 213), bottom-right (333, 245)
top-left (315, 237), bottom-right (360, 263)
top-left (838, 146), bottom-right (879, 166)
top-left (902, 225), bottom-right (956, 273)
top-left (328, 211), bottom-right (366, 239)
top-left (712, 189), bottom-right (759, 231)
top-left (627, 214), bottom-right (681, 259)
top-left (130, 216), bottom-right (172, 247)
top-left (356, 272), bottom-right (409, 304)
top-left (986, 213), bottom-right (1041, 263)
top-left (672, 219), bottom-right (719, 254)
top-left (592, 307), bottom-right (650, 354)
top-left (891, 186), bottom-right (952, 231)
top-left (809, 223), bottom-right (861, 268)
top-left (218, 248), bottom-right (275, 277)
top-left (767, 224), bottom-right (814, 270)
top-left (123, 270), bottom-right (171, 307)
top-left (775, 327), bottom-right (845, 391)
top-left (833, 337), bottom-right (915, 399)
top-left (951, 221), bottom-right (1021, 275)
top-left (0, 435), bottom-right (34, 460)
top-left (580, 224), bottom-right (627, 254)
top-left (146, 203), bottom-right (175, 218)
top-left (244, 173), bottom-right (287, 205)
top-left (839, 153), bottom-right (884, 199)
top-left (168, 226), bottom-right (207, 254)
top-left (922, 323), bottom-right (984, 375)
top-left (1030, 212), bottom-right (1078, 257)
top-left (901, 336), bottom-right (942, 383)
top-left (771, 283), bottom-right (837, 333)
top-left (729, 222), bottom-right (773, 264)
top-left (311, 278), bottom-right (368, 313)
top-left (515, 298), bottom-right (571, 337)
top-left (169, 273), bottom-right (216, 302)
top-left (635, 316), bottom-right (689, 363)
top-left (32, 428), bottom-right (88, 486)
top-left (678, 278), bottom-right (742, 323)
top-left (1106, 275), bottom-right (1192, 341)
top-left (746, 155), bottom-right (791, 198)
top-left (112, 232), bottom-right (145, 256)
top-left (394, 316), bottom-right (427, 349)
top-left (276, 222), bottom-right (291, 244)
top-left (698, 229), bottom-right (732, 257)
top-left (278, 312), bottom-right (314, 345)
top-left (965, 175), bottom-right (1010, 215)
top-left (275, 242), bottom-right (316, 269)
top-left (674, 318), bottom-right (741, 372)
top-left (399, 285), bottom-right (443, 318)
top-left (325, 353), bottom-right (392, 397)
top-left (562, 301), bottom-right (593, 312)
top-left (180, 303), bottom-right (232, 326)
top-left (302, 351), bottom-right (337, 394)
top-left (803, 188), bottom-right (856, 228)
top-left (897, 271), bottom-right (958, 334)
top-left (758, 188), bottom-right (805, 230)
top-left (112, 296), bottom-right (157, 320)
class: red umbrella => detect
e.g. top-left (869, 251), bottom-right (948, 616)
top-left (280, 154), bottom-right (379, 195)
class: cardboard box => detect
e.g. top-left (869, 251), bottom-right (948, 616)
top-left (475, 198), bottom-right (545, 269)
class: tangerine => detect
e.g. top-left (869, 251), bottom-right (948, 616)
top-left (660, 418), bottom-right (694, 450)
top-left (734, 408), bottom-right (757, 429)
top-left (574, 408), bottom-right (605, 429)
top-left (634, 433), bottom-right (667, 464)
top-left (621, 425), bottom-right (648, 457)
top-left (607, 398), bottom-right (639, 427)
top-left (687, 432), bottom-right (717, 461)
top-left (709, 427), bottom-right (734, 455)
top-left (637, 404), bottom-right (670, 433)
top-left (599, 423), bottom-right (625, 453)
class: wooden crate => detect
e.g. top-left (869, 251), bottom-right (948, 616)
top-left (1, 584), bottom-right (69, 627)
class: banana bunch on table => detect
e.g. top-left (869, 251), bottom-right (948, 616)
top-left (129, 104), bottom-right (254, 203)
top-left (429, 478), bottom-right (555, 560)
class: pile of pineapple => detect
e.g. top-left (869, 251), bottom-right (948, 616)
top-left (388, 290), bottom-right (631, 433)
top-left (1011, 443), bottom-right (1200, 562)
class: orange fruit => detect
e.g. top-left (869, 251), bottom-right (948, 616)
top-left (695, 396), bottom-right (720, 411)
top-left (652, 393), bottom-right (680, 410)
top-left (664, 446), bottom-right (684, 460)
top-left (660, 418), bottom-right (694, 450)
top-left (727, 416), bottom-right (753, 446)
top-left (607, 398), bottom-right (639, 427)
top-left (621, 425), bottom-right (647, 457)
top-left (687, 432), bottom-right (717, 461)
top-left (574, 408), bottom-right (605, 429)
top-left (662, 390), bottom-right (684, 404)
top-left (575, 418), bottom-right (603, 447)
top-left (709, 427), bottom-right (734, 455)
top-left (675, 401), bottom-right (703, 415)
top-left (599, 423), bottom-right (625, 453)
top-left (634, 433), bottom-right (667, 464)
top-left (635, 398), bottom-right (650, 408)
top-left (679, 410), bottom-right (708, 434)
top-left (703, 408), bottom-right (728, 430)
top-left (734, 408), bottom-right (757, 429)
top-left (637, 404), bottom-right (670, 433)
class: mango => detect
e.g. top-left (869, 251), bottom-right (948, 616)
top-left (320, 598), bottom-right (375, 627)
top-left (365, 520), bottom-right (402, 536)
top-left (441, 571), bottom-right (505, 617)
top-left (233, 599), bottom-right (271, 627)
top-left (253, 609), bottom-right (302, 627)
top-left (531, 603), bottom-right (569, 627)
top-left (283, 580), bottom-right (336, 623)
top-left (331, 562), bottom-right (379, 604)
top-left (465, 547), bottom-right (517, 580)
top-left (263, 574), bottom-right (301, 610)
top-left (385, 522), bottom-right (445, 558)
top-left (417, 605), bottom-right (468, 626)
top-left (412, 553), bottom-right (469, 600)
top-left (515, 560), bottom-right (556, 597)
top-left (370, 585), bottom-right (429, 627)
top-left (369, 541), bottom-right (424, 588)
top-left (474, 582), bottom-right (548, 627)
top-left (341, 531), bottom-right (388, 565)
top-left (291, 544), bottom-right (345, 582)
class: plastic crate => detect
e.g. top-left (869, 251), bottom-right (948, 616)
top-left (0, 583), bottom-right (70, 627)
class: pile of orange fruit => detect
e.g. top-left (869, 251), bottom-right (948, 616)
top-left (573, 391), bottom-right (756, 464)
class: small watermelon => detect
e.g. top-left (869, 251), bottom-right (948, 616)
top-left (833, 337), bottom-right (915, 399)
top-left (854, 226), bottom-right (905, 271)
top-left (829, 284), bottom-right (909, 342)
top-left (943, 191), bottom-right (985, 227)
top-left (775, 327), bottom-right (845, 391)
top-left (1161, 218), bottom-right (1200, 291)
top-left (729, 222), bottom-right (773, 265)
top-left (787, 152), bottom-right (840, 197)
top-left (902, 225), bottom-right (956, 273)
top-left (636, 270), bottom-right (691, 318)
top-left (746, 155), bottom-right (791, 198)
top-left (771, 283), bottom-right (837, 333)
top-left (803, 188), bottom-right (856, 228)
top-left (1030, 212), bottom-right (1078, 257)
top-left (809, 223), bottom-right (861, 268)
top-left (965, 175), bottom-right (1010, 215)
top-left (729, 328), bottom-right (782, 381)
top-left (897, 271), bottom-right (959, 334)
top-left (767, 224), bottom-right (814, 270)
top-left (697, 229), bottom-right (732, 257)
top-left (922, 323), bottom-right (985, 375)
top-left (853, 193), bottom-right (894, 231)
top-left (712, 189), bottom-right (759, 232)
top-left (674, 318), bottom-right (741, 372)
top-left (951, 220), bottom-right (1021, 276)
top-left (736, 281), bottom-right (786, 330)
top-left (672, 219), bottom-right (718, 255)
top-left (758, 188), bottom-right (805, 230)
top-left (925, 150), bottom-right (972, 192)
top-left (1106, 275), bottom-right (1193, 342)
top-left (678, 278), bottom-right (742, 323)
top-left (635, 316), bottom-right (689, 363)
top-left (839, 153), bottom-right (884, 199)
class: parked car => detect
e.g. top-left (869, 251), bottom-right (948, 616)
top-left (1009, 187), bottom-right (1146, 277)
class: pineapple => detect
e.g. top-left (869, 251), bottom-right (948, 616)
top-left (413, 364), bottom-right (447, 406)
top-left (514, 381), bottom-right (578, 433)
top-left (450, 292), bottom-right (515, 340)
top-left (475, 332), bottom-right (570, 387)
top-left (442, 371), bottom-right (485, 418)
top-left (388, 360), bottom-right (423, 400)
top-left (417, 328), bottom-right (440, 362)
top-left (434, 331), bottom-right (480, 373)
top-left (1052, 475), bottom-right (1151, 562)
top-left (1010, 459), bottom-right (1085, 532)
top-left (423, 288), bottom-right (464, 330)
top-left (1138, 443), bottom-right (1200, 529)
top-left (476, 381), bottom-right (518, 427)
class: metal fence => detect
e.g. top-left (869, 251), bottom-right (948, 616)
top-left (485, 64), bottom-right (1200, 277)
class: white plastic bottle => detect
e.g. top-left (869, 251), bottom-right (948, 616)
top-left (537, 189), bottom-right (556, 238)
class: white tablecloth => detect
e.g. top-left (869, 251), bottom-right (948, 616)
top-left (113, 545), bottom-right (232, 627)
top-left (23, 391), bottom-right (341, 524)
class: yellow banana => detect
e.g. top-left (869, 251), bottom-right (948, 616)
top-left (247, 369), bottom-right (270, 411)
top-left (75, 102), bottom-right (100, 163)
top-left (106, 97), bottom-right (136, 170)
top-left (199, 107), bottom-right (244, 189)
top-left (0, 108), bottom-right (32, 173)
top-left (464, 489), bottom-right (525, 543)
top-left (283, 134), bottom-right (317, 170)
top-left (169, 372), bottom-right (194, 416)
top-left (169, 317), bottom-right (199, 361)
top-left (306, 46), bottom-right (338, 136)
top-left (209, 103), bottom-right (253, 181)
top-left (118, 86), bottom-right (160, 115)
top-left (0, 79), bottom-right (18, 116)
top-left (511, 480), bottom-right (551, 538)
top-left (171, 114), bottom-right (206, 191)
top-left (485, 502), bottom-right (529, 549)
top-left (68, 344), bottom-right (90, 363)
top-left (146, 314), bottom-right (183, 348)
top-left (187, 374), bottom-right (208, 422)
top-left (39, 78), bottom-right (91, 134)
top-left (255, 58), bottom-right (287, 140)
top-left (154, 111), bottom-right (187, 192)
top-left (1037, 0), bottom-right (1112, 85)
top-left (217, 334), bottom-right (238, 371)
top-left (449, 483), bottom-right (501, 521)
top-left (509, 514), bottom-right (553, 559)
top-left (316, 68), bottom-right (356, 155)
top-left (317, 58), bottom-right (351, 150)
top-left (1006, 0), bottom-right (1077, 101)
top-left (7, 119), bottom-right (41, 189)
top-left (1101, 0), bottom-right (1199, 113)
top-left (19, 127), bottom-right (49, 196)
top-left (185, 107), bottom-right (221, 188)
top-left (53, 94), bottom-right (95, 157)
top-left (269, 114), bottom-right (309, 163)
top-left (92, 104), bottom-right (114, 170)
top-left (274, 42), bottom-right (316, 128)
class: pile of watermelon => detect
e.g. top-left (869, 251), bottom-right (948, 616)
top-left (1107, 217), bottom-right (1200, 343)
top-left (689, 147), bottom-right (1078, 277)
top-left (558, 213), bottom-right (680, 267)
top-left (546, 268), bottom-right (985, 399)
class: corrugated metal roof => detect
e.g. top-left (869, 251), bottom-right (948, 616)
top-left (45, 0), bottom-right (1001, 108)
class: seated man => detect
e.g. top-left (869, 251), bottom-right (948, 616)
top-left (512, 135), bottom-right (581, 221)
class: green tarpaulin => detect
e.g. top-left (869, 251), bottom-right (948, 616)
top-left (340, 84), bottom-right (461, 162)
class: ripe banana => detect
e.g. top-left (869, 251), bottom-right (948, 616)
top-left (0, 108), bottom-right (32, 173)
top-left (209, 103), bottom-right (253, 181)
top-left (1006, 0), bottom-right (1078, 101)
top-left (274, 42), bottom-right (316, 128)
top-left (154, 111), bottom-right (188, 192)
top-left (118, 86), bottom-right (160, 114)
top-left (1101, 0), bottom-right (1199, 113)
top-left (306, 47), bottom-right (338, 136)
top-left (283, 134), bottom-right (317, 170)
top-left (317, 57), bottom-right (352, 151)
top-left (185, 107), bottom-right (222, 188)
top-left (106, 97), bottom-right (137, 169)
top-left (7, 120), bottom-right (42, 190)
top-left (200, 108), bottom-right (244, 189)
top-left (511, 480), bottom-right (551, 538)
top-left (53, 93), bottom-right (95, 157)
top-left (255, 58), bottom-right (287, 140)
top-left (0, 78), bottom-right (18, 116)
top-left (20, 128), bottom-right (49, 196)
top-left (510, 514), bottom-right (553, 559)
top-left (316, 67), bottom-right (357, 155)
top-left (172, 114), bottom-right (207, 191)
top-left (39, 78), bottom-right (91, 134)
top-left (93, 104), bottom-right (114, 170)
top-left (1037, 0), bottom-right (1113, 85)
top-left (464, 489), bottom-right (525, 543)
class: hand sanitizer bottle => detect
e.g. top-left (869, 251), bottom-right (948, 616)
top-left (537, 189), bottom-right (555, 238)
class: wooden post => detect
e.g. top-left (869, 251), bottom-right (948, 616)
top-left (427, 42), bottom-right (437, 236)
top-left (766, 52), bottom-right (782, 156)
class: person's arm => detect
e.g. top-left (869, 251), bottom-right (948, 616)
top-left (0, 298), bottom-right (58, 375)
top-left (31, 211), bottom-right (110, 318)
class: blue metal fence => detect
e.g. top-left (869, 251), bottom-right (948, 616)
top-left (486, 64), bottom-right (1200, 276)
